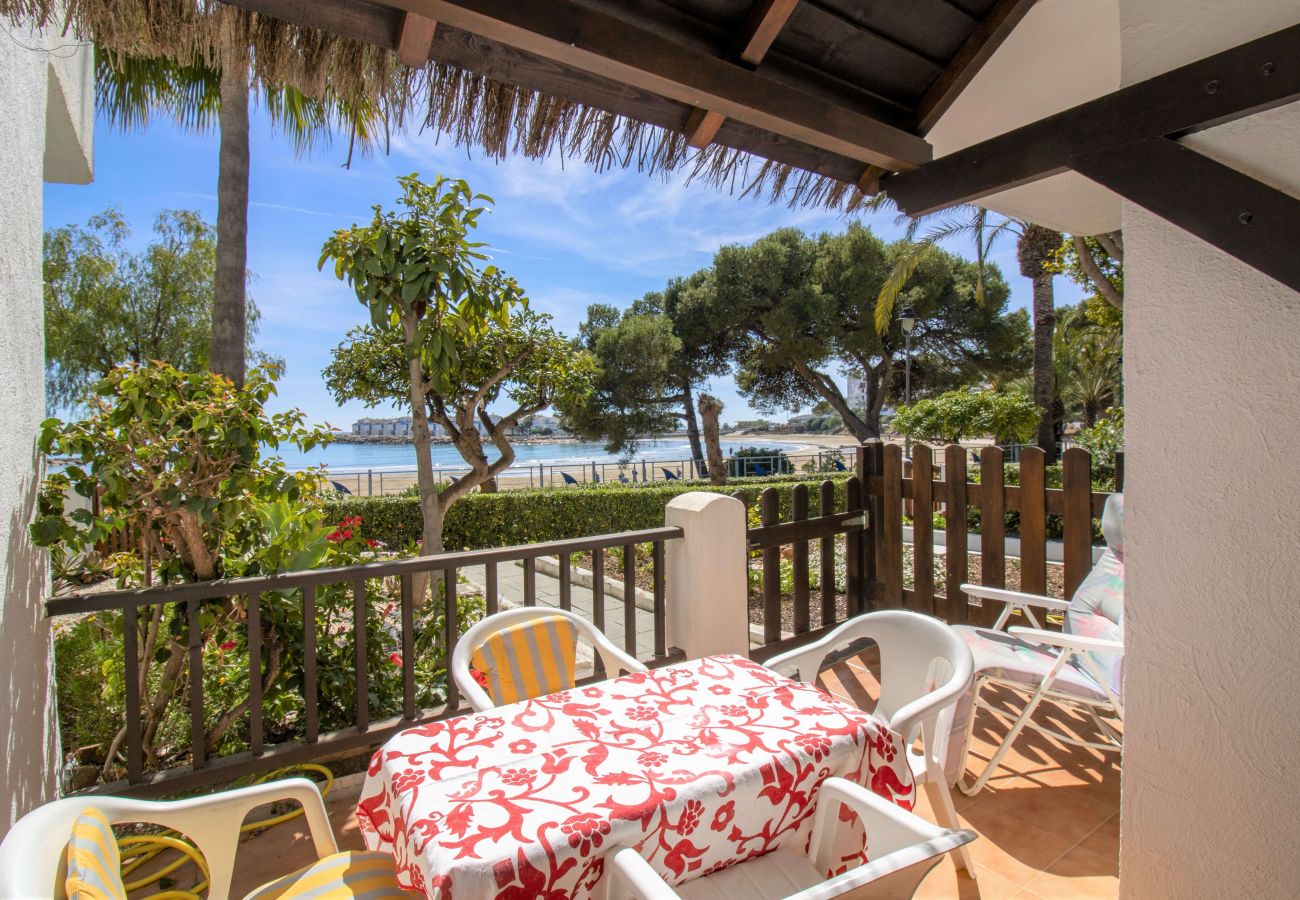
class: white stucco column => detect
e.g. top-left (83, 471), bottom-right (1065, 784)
top-left (1117, 2), bottom-right (1300, 896)
top-left (0, 17), bottom-right (92, 836)
top-left (664, 492), bottom-right (750, 659)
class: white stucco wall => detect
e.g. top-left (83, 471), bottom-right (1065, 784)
top-left (0, 19), bottom-right (93, 838)
top-left (926, 0), bottom-right (1123, 234)
top-left (1117, 1), bottom-right (1300, 896)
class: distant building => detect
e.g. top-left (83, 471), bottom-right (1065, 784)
top-left (736, 419), bottom-right (773, 432)
top-left (846, 373), bottom-right (868, 411)
top-left (352, 416), bottom-right (411, 437)
top-left (787, 413), bottom-right (817, 429)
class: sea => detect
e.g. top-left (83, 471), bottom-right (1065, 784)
top-left (273, 438), bottom-right (798, 473)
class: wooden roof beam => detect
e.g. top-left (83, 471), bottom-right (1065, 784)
top-left (396, 11), bottom-right (438, 67)
top-left (913, 0), bottom-right (1039, 134)
top-left (684, 0), bottom-right (799, 149)
top-left (881, 23), bottom-right (1300, 214)
top-left (396, 0), bottom-right (931, 171)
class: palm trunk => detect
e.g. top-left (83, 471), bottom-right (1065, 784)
top-left (212, 43), bottom-right (250, 387)
top-left (1031, 271), bottom-right (1057, 462)
top-left (681, 382), bottom-right (706, 478)
top-left (1018, 224), bottom-right (1063, 464)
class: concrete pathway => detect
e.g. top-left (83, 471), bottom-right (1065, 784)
top-left (461, 562), bottom-right (659, 661)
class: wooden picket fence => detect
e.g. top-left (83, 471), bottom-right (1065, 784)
top-left (860, 443), bottom-right (1116, 629)
top-left (748, 443), bottom-right (1119, 656)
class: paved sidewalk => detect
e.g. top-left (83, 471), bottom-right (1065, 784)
top-left (461, 561), bottom-right (659, 661)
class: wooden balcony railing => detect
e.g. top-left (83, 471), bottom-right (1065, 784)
top-left (46, 527), bottom-right (682, 797)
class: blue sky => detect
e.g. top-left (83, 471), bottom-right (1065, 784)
top-left (42, 104), bottom-right (1084, 429)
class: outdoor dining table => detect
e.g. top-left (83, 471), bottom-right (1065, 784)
top-left (356, 653), bottom-right (917, 899)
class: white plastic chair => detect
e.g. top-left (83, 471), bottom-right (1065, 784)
top-left (764, 610), bottom-right (976, 877)
top-left (950, 492), bottom-right (1125, 795)
top-left (452, 606), bottom-right (648, 712)
top-left (0, 777), bottom-right (399, 899)
top-left (605, 777), bottom-right (976, 899)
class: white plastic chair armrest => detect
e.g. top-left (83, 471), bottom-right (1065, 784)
top-left (1006, 626), bottom-right (1124, 655)
top-left (808, 778), bottom-right (952, 872)
top-left (789, 831), bottom-right (977, 900)
top-left (606, 847), bottom-right (682, 900)
top-left (959, 584), bottom-right (1072, 613)
top-left (90, 777), bottom-right (336, 900)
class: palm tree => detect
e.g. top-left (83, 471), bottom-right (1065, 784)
top-left (96, 49), bottom-right (385, 386)
top-left (1053, 306), bottom-right (1122, 427)
top-left (870, 204), bottom-right (1063, 460)
top-left (1018, 223), bottom-right (1063, 458)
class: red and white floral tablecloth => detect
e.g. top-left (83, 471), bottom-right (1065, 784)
top-left (357, 653), bottom-right (915, 899)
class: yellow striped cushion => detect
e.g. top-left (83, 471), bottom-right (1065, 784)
top-left (244, 850), bottom-right (407, 899)
top-left (65, 807), bottom-right (127, 900)
top-left (470, 616), bottom-right (579, 706)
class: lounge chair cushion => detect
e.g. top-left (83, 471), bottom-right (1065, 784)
top-left (243, 850), bottom-right (406, 899)
top-left (65, 808), bottom-right (127, 900)
top-left (1065, 493), bottom-right (1124, 698)
top-left (470, 615), bottom-right (579, 706)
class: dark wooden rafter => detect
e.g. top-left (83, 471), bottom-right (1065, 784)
top-left (913, 0), bottom-right (1039, 133)
top-left (882, 23), bottom-right (1300, 294)
top-left (396, 11), bottom-right (437, 67)
top-left (1072, 137), bottom-right (1300, 294)
top-left (394, 0), bottom-right (931, 170)
top-left (883, 23), bottom-right (1300, 213)
top-left (684, 0), bottom-right (800, 149)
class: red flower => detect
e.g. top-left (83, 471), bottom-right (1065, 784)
top-left (637, 751), bottom-right (667, 768)
top-left (711, 801), bottom-right (735, 832)
top-left (365, 538), bottom-right (381, 548)
top-left (560, 812), bottom-right (611, 855)
top-left (508, 739), bottom-right (536, 755)
top-left (470, 667), bottom-right (489, 688)
top-left (676, 799), bottom-right (703, 835)
top-left (500, 768), bottom-right (534, 787)
top-left (708, 685), bottom-right (730, 695)
top-left (627, 705), bottom-right (658, 721)
top-left (218, 640), bottom-right (237, 652)
top-left (388, 652), bottom-right (403, 668)
top-left (794, 733), bottom-right (833, 762)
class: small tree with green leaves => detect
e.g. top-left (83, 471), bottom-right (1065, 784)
top-left (320, 174), bottom-right (526, 558)
top-left (892, 389), bottom-right (1041, 445)
top-left (1073, 407), bottom-right (1124, 467)
top-left (324, 308), bottom-right (594, 496)
top-left (32, 362), bottom-right (331, 772)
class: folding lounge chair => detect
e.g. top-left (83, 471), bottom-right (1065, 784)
top-left (948, 493), bottom-right (1125, 794)
top-left (562, 471), bottom-right (580, 486)
top-left (661, 468), bottom-right (679, 480)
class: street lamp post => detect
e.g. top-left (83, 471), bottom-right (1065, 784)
top-left (899, 305), bottom-right (917, 458)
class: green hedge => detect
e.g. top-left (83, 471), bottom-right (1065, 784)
top-left (323, 475), bottom-right (853, 551)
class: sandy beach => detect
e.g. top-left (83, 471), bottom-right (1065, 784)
top-left (325, 432), bottom-right (866, 496)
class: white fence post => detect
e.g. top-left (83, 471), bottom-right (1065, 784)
top-left (665, 492), bottom-right (750, 659)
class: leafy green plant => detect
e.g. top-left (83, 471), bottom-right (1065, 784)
top-left (892, 389), bottom-right (1041, 444)
top-left (726, 446), bottom-right (795, 477)
top-left (325, 474), bottom-right (852, 552)
top-left (1073, 407), bottom-right (1124, 468)
top-left (320, 174), bottom-right (539, 557)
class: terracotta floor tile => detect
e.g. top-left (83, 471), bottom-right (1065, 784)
top-left (957, 806), bottom-right (1079, 886)
top-left (1073, 812), bottom-right (1120, 864)
top-left (914, 862), bottom-right (1024, 900)
top-left (1020, 845), bottom-right (1120, 898)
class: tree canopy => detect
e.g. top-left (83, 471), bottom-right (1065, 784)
top-left (325, 308), bottom-right (594, 490)
top-left (702, 224), bottom-right (1029, 440)
top-left (43, 207), bottom-right (270, 409)
top-left (321, 174), bottom-right (573, 557)
top-left (562, 268), bottom-right (730, 462)
top-left (891, 389), bottom-right (1041, 444)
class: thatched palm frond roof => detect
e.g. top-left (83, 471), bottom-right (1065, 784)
top-left (0, 0), bottom-right (872, 210)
